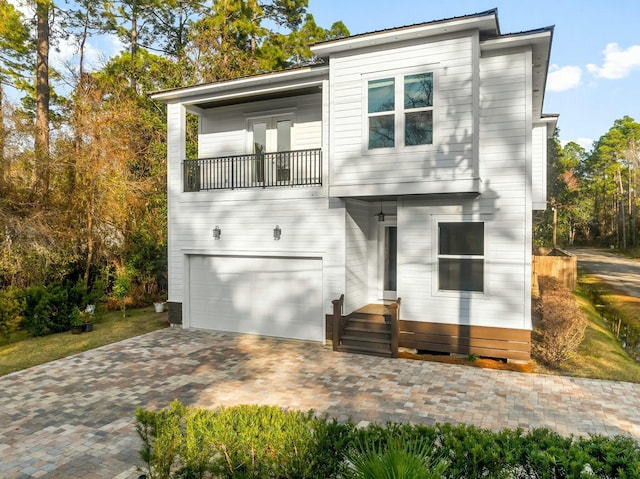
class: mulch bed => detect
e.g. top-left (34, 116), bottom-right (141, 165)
top-left (399, 350), bottom-right (534, 373)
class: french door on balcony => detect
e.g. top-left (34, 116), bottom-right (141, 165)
top-left (249, 116), bottom-right (292, 184)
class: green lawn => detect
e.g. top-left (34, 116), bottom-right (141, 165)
top-left (533, 273), bottom-right (640, 383)
top-left (0, 306), bottom-right (169, 376)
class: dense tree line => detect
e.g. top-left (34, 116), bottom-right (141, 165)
top-left (0, 0), bottom-right (347, 306)
top-left (536, 116), bottom-right (640, 250)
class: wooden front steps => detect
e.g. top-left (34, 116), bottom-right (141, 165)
top-left (335, 304), bottom-right (394, 358)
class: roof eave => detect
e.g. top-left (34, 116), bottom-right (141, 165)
top-left (311, 11), bottom-right (499, 57)
top-left (149, 65), bottom-right (329, 103)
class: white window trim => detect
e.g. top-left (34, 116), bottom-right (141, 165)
top-left (362, 64), bottom-right (439, 155)
top-left (431, 215), bottom-right (489, 298)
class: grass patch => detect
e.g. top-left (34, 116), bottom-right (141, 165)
top-left (533, 271), bottom-right (640, 383)
top-left (0, 306), bottom-right (169, 376)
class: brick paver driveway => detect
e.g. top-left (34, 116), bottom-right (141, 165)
top-left (1, 328), bottom-right (640, 478)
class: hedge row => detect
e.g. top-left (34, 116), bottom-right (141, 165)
top-left (136, 401), bottom-right (640, 479)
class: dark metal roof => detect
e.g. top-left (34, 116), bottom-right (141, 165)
top-left (313, 8), bottom-right (500, 48)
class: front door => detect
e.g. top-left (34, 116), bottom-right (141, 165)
top-left (379, 219), bottom-right (397, 300)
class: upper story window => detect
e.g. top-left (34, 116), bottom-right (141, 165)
top-left (367, 72), bottom-right (434, 150)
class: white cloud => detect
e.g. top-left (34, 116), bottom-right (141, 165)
top-left (52, 35), bottom-right (79, 67)
top-left (574, 137), bottom-right (594, 151)
top-left (547, 65), bottom-right (582, 92)
top-left (587, 43), bottom-right (640, 79)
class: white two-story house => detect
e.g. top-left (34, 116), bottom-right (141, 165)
top-left (151, 9), bottom-right (557, 361)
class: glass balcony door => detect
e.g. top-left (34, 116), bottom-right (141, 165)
top-left (249, 117), bottom-right (292, 184)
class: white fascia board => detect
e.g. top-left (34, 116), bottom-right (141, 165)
top-left (479, 30), bottom-right (552, 53)
top-left (539, 115), bottom-right (559, 138)
top-left (150, 66), bottom-right (329, 104)
top-left (311, 15), bottom-right (498, 56)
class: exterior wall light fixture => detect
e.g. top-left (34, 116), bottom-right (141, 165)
top-left (273, 225), bottom-right (282, 240)
top-left (375, 201), bottom-right (386, 222)
top-left (212, 226), bottom-right (221, 240)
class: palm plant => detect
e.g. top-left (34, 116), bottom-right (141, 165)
top-left (344, 434), bottom-right (448, 479)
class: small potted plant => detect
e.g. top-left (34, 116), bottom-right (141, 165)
top-left (153, 294), bottom-right (166, 313)
top-left (70, 307), bottom-right (84, 334)
top-left (80, 309), bottom-right (94, 332)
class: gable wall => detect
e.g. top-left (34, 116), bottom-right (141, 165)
top-left (329, 33), bottom-right (475, 188)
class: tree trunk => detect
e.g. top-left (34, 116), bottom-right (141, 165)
top-left (34, 0), bottom-right (50, 198)
top-left (84, 210), bottom-right (94, 289)
top-left (618, 168), bottom-right (627, 249)
top-left (130, 0), bottom-right (138, 91)
top-left (0, 84), bottom-right (5, 195)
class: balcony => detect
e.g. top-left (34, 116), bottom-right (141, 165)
top-left (183, 148), bottom-right (322, 192)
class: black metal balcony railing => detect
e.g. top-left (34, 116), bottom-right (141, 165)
top-left (183, 148), bottom-right (322, 192)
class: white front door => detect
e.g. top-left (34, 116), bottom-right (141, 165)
top-left (379, 219), bottom-right (398, 300)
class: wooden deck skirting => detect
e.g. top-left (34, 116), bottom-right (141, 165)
top-left (397, 322), bottom-right (531, 361)
top-left (326, 306), bottom-right (531, 361)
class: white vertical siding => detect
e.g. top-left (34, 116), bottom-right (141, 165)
top-left (345, 200), bottom-right (371, 312)
top-left (532, 124), bottom-right (548, 210)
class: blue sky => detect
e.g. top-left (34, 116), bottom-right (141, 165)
top-left (307, 0), bottom-right (640, 151)
top-left (8, 0), bottom-right (640, 151)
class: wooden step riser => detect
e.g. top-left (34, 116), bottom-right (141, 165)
top-left (341, 338), bottom-right (391, 352)
top-left (337, 345), bottom-right (392, 358)
top-left (343, 329), bottom-right (391, 341)
top-left (346, 319), bottom-right (391, 332)
top-left (349, 313), bottom-right (390, 323)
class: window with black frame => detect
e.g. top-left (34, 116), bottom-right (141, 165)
top-left (438, 222), bottom-right (484, 292)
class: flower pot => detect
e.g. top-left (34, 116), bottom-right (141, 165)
top-left (154, 302), bottom-right (165, 313)
top-left (82, 322), bottom-right (94, 333)
top-left (71, 326), bottom-right (83, 335)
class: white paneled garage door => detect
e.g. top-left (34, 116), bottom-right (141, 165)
top-left (188, 255), bottom-right (323, 341)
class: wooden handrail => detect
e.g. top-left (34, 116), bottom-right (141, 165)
top-left (332, 294), bottom-right (344, 351)
top-left (389, 298), bottom-right (401, 358)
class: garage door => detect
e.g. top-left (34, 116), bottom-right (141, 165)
top-left (188, 255), bottom-right (323, 341)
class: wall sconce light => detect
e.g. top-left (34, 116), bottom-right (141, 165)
top-left (273, 225), bottom-right (282, 240)
top-left (375, 201), bottom-right (386, 222)
top-left (212, 226), bottom-right (221, 240)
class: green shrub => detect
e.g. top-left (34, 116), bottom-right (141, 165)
top-left (136, 402), bottom-right (640, 479)
top-left (344, 432), bottom-right (448, 479)
top-left (533, 275), bottom-right (587, 368)
top-left (20, 282), bottom-right (85, 336)
top-left (136, 401), bottom-right (355, 479)
top-left (0, 286), bottom-right (24, 339)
